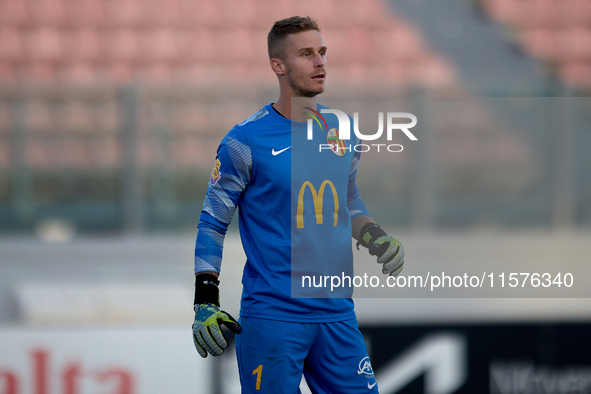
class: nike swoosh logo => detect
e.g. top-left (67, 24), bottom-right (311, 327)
top-left (272, 146), bottom-right (291, 156)
top-left (368, 382), bottom-right (377, 389)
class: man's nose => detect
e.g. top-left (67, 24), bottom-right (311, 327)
top-left (314, 53), bottom-right (326, 68)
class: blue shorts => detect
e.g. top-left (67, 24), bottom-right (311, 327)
top-left (235, 317), bottom-right (379, 394)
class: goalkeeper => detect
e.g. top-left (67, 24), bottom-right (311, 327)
top-left (192, 16), bottom-right (404, 394)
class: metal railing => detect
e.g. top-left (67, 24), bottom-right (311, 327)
top-left (1, 85), bottom-right (589, 234)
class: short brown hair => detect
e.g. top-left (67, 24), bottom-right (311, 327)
top-left (267, 16), bottom-right (320, 60)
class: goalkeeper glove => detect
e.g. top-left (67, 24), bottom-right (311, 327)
top-left (192, 274), bottom-right (241, 358)
top-left (357, 223), bottom-right (404, 277)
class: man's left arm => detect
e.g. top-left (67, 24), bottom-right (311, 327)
top-left (347, 145), bottom-right (405, 277)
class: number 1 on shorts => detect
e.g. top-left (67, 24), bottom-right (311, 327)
top-left (253, 365), bottom-right (263, 390)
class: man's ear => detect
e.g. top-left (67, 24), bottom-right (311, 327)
top-left (270, 58), bottom-right (285, 76)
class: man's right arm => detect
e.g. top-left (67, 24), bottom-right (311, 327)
top-left (194, 126), bottom-right (252, 276)
top-left (192, 127), bottom-right (252, 358)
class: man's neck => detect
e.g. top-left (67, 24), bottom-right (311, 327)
top-left (273, 94), bottom-right (317, 122)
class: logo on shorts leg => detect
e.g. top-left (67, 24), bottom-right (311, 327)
top-left (358, 356), bottom-right (374, 377)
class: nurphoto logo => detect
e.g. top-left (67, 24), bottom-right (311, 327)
top-left (305, 108), bottom-right (418, 153)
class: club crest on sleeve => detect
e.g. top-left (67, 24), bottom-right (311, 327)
top-left (210, 159), bottom-right (221, 185)
top-left (327, 128), bottom-right (346, 156)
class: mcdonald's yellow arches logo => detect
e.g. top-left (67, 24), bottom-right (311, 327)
top-left (296, 180), bottom-right (339, 229)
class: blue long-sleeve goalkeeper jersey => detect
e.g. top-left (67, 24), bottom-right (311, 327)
top-left (195, 103), bottom-right (369, 323)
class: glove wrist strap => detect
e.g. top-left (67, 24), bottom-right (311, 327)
top-left (194, 273), bottom-right (220, 308)
top-left (356, 222), bottom-right (386, 250)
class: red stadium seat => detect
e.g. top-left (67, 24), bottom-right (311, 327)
top-left (566, 0), bottom-right (591, 25)
top-left (213, 28), bottom-right (262, 64)
top-left (176, 0), bottom-right (201, 27)
top-left (527, 0), bottom-right (559, 27)
top-left (485, 0), bottom-right (591, 88)
top-left (182, 0), bottom-right (223, 28)
top-left (377, 23), bottom-right (425, 62)
top-left (0, 28), bottom-right (24, 63)
top-left (103, 0), bottom-right (143, 27)
top-left (101, 28), bottom-right (139, 62)
top-left (319, 30), bottom-right (350, 64)
top-left (65, 28), bottom-right (102, 62)
top-left (182, 28), bottom-right (217, 62)
top-left (217, 0), bottom-right (259, 28)
top-left (138, 28), bottom-right (179, 62)
top-left (484, 0), bottom-right (523, 25)
top-left (345, 28), bottom-right (378, 63)
top-left (560, 27), bottom-right (591, 60)
top-left (520, 27), bottom-right (560, 61)
top-left (337, 0), bottom-right (392, 28)
top-left (25, 62), bottom-right (56, 83)
top-left (23, 28), bottom-right (63, 62)
top-left (292, 0), bottom-right (338, 28)
top-left (64, 0), bottom-right (106, 27)
top-left (0, 0), bottom-right (30, 27)
top-left (28, 0), bottom-right (67, 27)
top-left (261, 0), bottom-right (296, 22)
top-left (143, 0), bottom-right (182, 27)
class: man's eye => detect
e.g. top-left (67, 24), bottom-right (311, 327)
top-left (303, 53), bottom-right (310, 57)
top-left (320, 51), bottom-right (326, 56)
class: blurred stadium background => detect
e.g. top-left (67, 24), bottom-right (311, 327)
top-left (1, 0), bottom-right (591, 393)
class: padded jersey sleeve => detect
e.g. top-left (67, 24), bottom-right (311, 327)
top-left (195, 126), bottom-right (252, 274)
top-left (347, 137), bottom-right (370, 221)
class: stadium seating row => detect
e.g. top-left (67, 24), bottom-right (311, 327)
top-left (0, 0), bottom-right (456, 86)
top-left (0, 24), bottom-right (437, 61)
top-left (483, 0), bottom-right (591, 86)
top-left (0, 27), bottom-right (269, 62)
top-left (0, 97), bottom-right (262, 139)
top-left (0, 61), bottom-right (454, 85)
top-left (0, 23), bottom-right (455, 85)
top-left (484, 0), bottom-right (591, 27)
top-left (521, 27), bottom-right (591, 61)
top-left (0, 0), bottom-right (458, 171)
top-left (0, 0), bottom-right (394, 28)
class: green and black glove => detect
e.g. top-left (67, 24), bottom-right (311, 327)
top-left (192, 274), bottom-right (241, 358)
top-left (357, 222), bottom-right (404, 277)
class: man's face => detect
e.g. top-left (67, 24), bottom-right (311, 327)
top-left (281, 30), bottom-right (327, 97)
